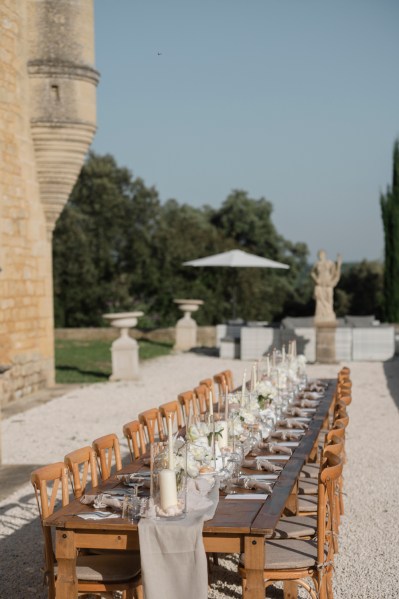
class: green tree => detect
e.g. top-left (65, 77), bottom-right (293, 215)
top-left (380, 139), bottom-right (399, 322)
top-left (335, 261), bottom-right (384, 319)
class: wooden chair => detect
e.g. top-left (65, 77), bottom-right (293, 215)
top-left (92, 433), bottom-right (123, 480)
top-left (239, 453), bottom-right (343, 599)
top-left (123, 420), bottom-right (146, 461)
top-left (213, 372), bottom-right (229, 399)
top-left (199, 378), bottom-right (217, 408)
top-left (178, 390), bottom-right (199, 424)
top-left (138, 407), bottom-right (165, 445)
top-left (159, 400), bottom-right (184, 433)
top-left (222, 369), bottom-right (234, 392)
top-left (193, 384), bottom-right (211, 415)
top-left (64, 446), bottom-right (99, 498)
top-left (31, 463), bottom-right (142, 599)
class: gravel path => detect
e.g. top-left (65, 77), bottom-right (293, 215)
top-left (1, 354), bottom-right (398, 598)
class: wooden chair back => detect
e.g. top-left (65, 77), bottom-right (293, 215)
top-left (222, 369), bottom-right (234, 392)
top-left (122, 420), bottom-right (146, 461)
top-left (178, 390), bottom-right (199, 424)
top-left (199, 378), bottom-right (217, 407)
top-left (193, 384), bottom-right (211, 415)
top-left (64, 446), bottom-right (99, 498)
top-left (31, 463), bottom-right (70, 596)
top-left (317, 452), bottom-right (343, 562)
top-left (213, 372), bottom-right (229, 399)
top-left (138, 408), bottom-right (166, 444)
top-left (92, 433), bottom-right (122, 480)
top-left (159, 400), bottom-right (184, 433)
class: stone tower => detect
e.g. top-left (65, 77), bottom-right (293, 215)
top-left (0, 0), bottom-right (99, 405)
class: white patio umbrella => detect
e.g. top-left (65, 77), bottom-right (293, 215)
top-left (183, 249), bottom-right (290, 269)
top-left (183, 249), bottom-right (289, 318)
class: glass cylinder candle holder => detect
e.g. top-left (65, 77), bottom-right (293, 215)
top-left (151, 440), bottom-right (187, 520)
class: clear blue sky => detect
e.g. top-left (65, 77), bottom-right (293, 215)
top-left (92, 0), bottom-right (399, 263)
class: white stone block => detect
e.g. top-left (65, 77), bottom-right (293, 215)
top-left (352, 326), bottom-right (395, 361)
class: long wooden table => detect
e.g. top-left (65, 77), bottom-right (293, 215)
top-left (44, 380), bottom-right (335, 599)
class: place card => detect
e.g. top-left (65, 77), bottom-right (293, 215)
top-left (225, 493), bottom-right (268, 500)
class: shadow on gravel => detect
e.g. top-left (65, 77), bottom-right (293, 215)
top-left (0, 491), bottom-right (47, 598)
top-left (383, 357), bottom-right (399, 411)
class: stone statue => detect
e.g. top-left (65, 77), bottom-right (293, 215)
top-left (311, 250), bottom-right (342, 323)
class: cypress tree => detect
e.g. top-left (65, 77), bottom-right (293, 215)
top-left (380, 139), bottom-right (399, 322)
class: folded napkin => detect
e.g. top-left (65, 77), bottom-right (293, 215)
top-left (277, 418), bottom-right (308, 430)
top-left (285, 407), bottom-right (308, 418)
top-left (77, 510), bottom-right (120, 520)
top-left (271, 430), bottom-right (302, 442)
top-left (242, 458), bottom-right (282, 473)
top-left (230, 477), bottom-right (273, 493)
top-left (80, 494), bottom-right (122, 511)
top-left (186, 478), bottom-right (215, 512)
top-left (260, 442), bottom-right (292, 456)
top-left (301, 391), bottom-right (323, 400)
top-left (305, 380), bottom-right (327, 392)
top-left (294, 399), bottom-right (319, 408)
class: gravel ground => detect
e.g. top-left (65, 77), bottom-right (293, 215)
top-left (1, 353), bottom-right (398, 598)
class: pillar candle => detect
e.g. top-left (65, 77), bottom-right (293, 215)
top-left (217, 420), bottom-right (228, 449)
top-left (159, 469), bottom-right (178, 510)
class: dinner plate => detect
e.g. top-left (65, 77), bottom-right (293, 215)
top-left (276, 428), bottom-right (305, 434)
top-left (225, 493), bottom-right (268, 500)
top-left (276, 441), bottom-right (300, 447)
top-left (246, 473), bottom-right (278, 480)
top-left (300, 408), bottom-right (317, 413)
top-left (262, 454), bottom-right (290, 461)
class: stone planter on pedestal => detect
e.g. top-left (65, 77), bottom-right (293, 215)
top-left (174, 300), bottom-right (204, 351)
top-left (103, 312), bottom-right (143, 380)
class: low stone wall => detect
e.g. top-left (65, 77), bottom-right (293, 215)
top-left (0, 354), bottom-right (53, 407)
top-left (55, 326), bottom-right (217, 347)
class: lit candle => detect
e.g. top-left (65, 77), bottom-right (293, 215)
top-left (209, 389), bottom-right (214, 417)
top-left (159, 468), bottom-right (178, 510)
top-left (168, 416), bottom-right (174, 470)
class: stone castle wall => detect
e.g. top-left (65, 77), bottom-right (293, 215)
top-left (0, 0), bottom-right (98, 407)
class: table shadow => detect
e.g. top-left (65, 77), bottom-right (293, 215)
top-left (382, 357), bottom-right (399, 411)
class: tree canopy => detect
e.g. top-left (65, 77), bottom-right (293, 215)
top-left (53, 151), bottom-right (384, 328)
top-left (381, 139), bottom-right (399, 322)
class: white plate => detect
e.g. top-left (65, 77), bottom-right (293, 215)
top-left (276, 429), bottom-right (305, 434)
top-left (225, 493), bottom-right (268, 500)
top-left (293, 417), bottom-right (311, 422)
top-left (277, 441), bottom-right (300, 447)
top-left (263, 454), bottom-right (290, 461)
top-left (246, 473), bottom-right (278, 480)
top-left (300, 408), bottom-right (317, 413)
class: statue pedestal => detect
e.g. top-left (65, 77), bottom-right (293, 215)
top-left (103, 312), bottom-right (143, 380)
top-left (315, 321), bottom-right (337, 364)
top-left (174, 299), bottom-right (203, 351)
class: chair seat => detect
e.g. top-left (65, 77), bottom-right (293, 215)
top-left (55, 553), bottom-right (141, 583)
top-left (272, 516), bottom-right (317, 539)
top-left (240, 539), bottom-right (327, 570)
top-left (297, 495), bottom-right (318, 513)
top-left (298, 477), bottom-right (318, 495)
top-left (300, 463), bottom-right (320, 479)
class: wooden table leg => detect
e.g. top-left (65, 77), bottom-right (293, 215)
top-left (283, 580), bottom-right (298, 598)
top-left (243, 535), bottom-right (265, 599)
top-left (55, 529), bottom-right (78, 598)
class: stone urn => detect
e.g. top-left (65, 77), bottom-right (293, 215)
top-left (103, 311), bottom-right (144, 380)
top-left (174, 299), bottom-right (204, 351)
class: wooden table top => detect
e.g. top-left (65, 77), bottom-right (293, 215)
top-left (44, 379), bottom-right (335, 538)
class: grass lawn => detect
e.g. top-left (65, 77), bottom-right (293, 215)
top-left (55, 338), bottom-right (173, 384)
